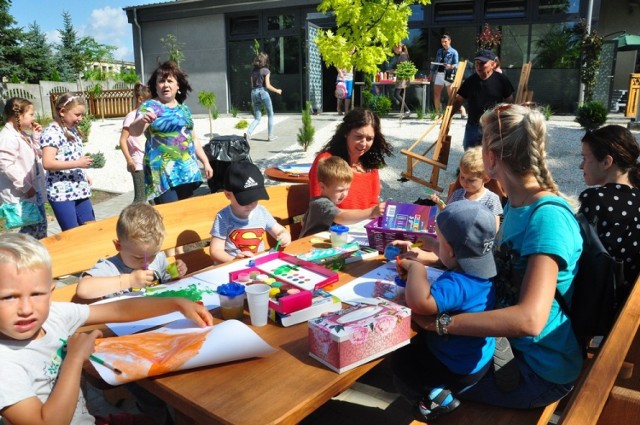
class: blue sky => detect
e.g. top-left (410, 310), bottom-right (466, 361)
top-left (9, 0), bottom-right (156, 61)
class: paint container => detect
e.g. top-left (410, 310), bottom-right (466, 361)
top-left (329, 225), bottom-right (349, 248)
top-left (217, 283), bottom-right (246, 320)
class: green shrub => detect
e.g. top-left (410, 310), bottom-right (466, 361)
top-left (415, 108), bottom-right (425, 120)
top-left (575, 101), bottom-right (608, 131)
top-left (541, 104), bottom-right (553, 121)
top-left (230, 105), bottom-right (239, 118)
top-left (363, 92), bottom-right (392, 117)
top-left (235, 120), bottom-right (248, 129)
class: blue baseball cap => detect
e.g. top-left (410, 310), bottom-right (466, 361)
top-left (436, 200), bottom-right (497, 279)
top-left (474, 49), bottom-right (498, 62)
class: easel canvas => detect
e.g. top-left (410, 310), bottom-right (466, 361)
top-left (400, 60), bottom-right (466, 191)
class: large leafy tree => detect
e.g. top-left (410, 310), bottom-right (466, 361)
top-left (21, 22), bottom-right (55, 83)
top-left (0, 0), bottom-right (23, 81)
top-left (80, 36), bottom-right (117, 80)
top-left (315, 0), bottom-right (430, 75)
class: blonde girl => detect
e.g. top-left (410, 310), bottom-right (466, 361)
top-left (120, 82), bottom-right (152, 203)
top-left (0, 98), bottom-right (47, 238)
top-left (41, 93), bottom-right (95, 231)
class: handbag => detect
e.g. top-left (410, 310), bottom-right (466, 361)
top-left (0, 200), bottom-right (44, 229)
top-left (444, 68), bottom-right (456, 83)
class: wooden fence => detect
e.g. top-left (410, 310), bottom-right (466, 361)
top-left (50, 89), bottom-right (134, 118)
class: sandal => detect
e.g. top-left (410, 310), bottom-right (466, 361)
top-left (415, 388), bottom-right (460, 421)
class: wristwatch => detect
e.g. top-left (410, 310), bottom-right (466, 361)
top-left (436, 313), bottom-right (453, 336)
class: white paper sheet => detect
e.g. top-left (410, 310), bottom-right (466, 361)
top-left (93, 319), bottom-right (276, 385)
top-left (331, 261), bottom-right (444, 304)
top-left (101, 276), bottom-right (221, 336)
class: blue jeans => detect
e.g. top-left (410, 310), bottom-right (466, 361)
top-left (458, 353), bottom-right (574, 409)
top-left (463, 122), bottom-right (483, 150)
top-left (49, 198), bottom-right (95, 231)
top-left (247, 88), bottom-right (275, 138)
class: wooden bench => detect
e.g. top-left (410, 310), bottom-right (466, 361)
top-left (46, 184), bottom-right (310, 297)
top-left (410, 273), bottom-right (640, 425)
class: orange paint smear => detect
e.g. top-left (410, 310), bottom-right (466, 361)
top-left (95, 330), bottom-right (209, 380)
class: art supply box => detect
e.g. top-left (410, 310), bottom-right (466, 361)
top-left (365, 201), bottom-right (437, 252)
top-left (229, 252), bottom-right (339, 315)
top-left (269, 289), bottom-right (342, 327)
top-left (308, 298), bottom-right (411, 373)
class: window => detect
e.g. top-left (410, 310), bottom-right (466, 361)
top-left (485, 0), bottom-right (526, 19)
top-left (229, 15), bottom-right (259, 36)
top-left (266, 13), bottom-right (295, 31)
top-left (409, 4), bottom-right (425, 22)
top-left (539, 0), bottom-right (580, 15)
top-left (433, 1), bottom-right (475, 22)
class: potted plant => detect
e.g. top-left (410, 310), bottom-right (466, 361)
top-left (395, 60), bottom-right (418, 88)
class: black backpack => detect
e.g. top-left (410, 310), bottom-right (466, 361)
top-left (203, 135), bottom-right (252, 193)
top-left (533, 201), bottom-right (625, 348)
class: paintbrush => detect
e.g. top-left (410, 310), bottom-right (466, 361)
top-left (59, 338), bottom-right (123, 375)
top-left (271, 239), bottom-right (282, 253)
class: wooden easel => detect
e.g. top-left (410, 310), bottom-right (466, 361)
top-left (515, 62), bottom-right (533, 104)
top-left (400, 60), bottom-right (467, 191)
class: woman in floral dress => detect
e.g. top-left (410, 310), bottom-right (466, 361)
top-left (129, 61), bottom-right (213, 204)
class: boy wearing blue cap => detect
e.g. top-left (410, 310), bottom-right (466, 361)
top-left (391, 200), bottom-right (497, 421)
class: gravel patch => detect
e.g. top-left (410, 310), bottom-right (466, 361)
top-left (84, 114), bottom-right (636, 205)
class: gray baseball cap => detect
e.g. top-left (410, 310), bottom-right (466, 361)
top-left (436, 200), bottom-right (497, 279)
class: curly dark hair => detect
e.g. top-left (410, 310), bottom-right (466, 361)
top-left (147, 61), bottom-right (192, 104)
top-left (582, 125), bottom-right (640, 188)
top-left (318, 108), bottom-right (393, 170)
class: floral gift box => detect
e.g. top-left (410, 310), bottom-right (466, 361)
top-left (308, 298), bottom-right (411, 373)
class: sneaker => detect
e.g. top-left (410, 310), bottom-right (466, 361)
top-left (415, 388), bottom-right (460, 421)
top-left (268, 135), bottom-right (278, 142)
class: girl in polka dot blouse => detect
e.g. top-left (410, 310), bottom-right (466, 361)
top-left (579, 125), bottom-right (640, 305)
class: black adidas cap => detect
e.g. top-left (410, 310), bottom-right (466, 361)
top-left (224, 162), bottom-right (269, 206)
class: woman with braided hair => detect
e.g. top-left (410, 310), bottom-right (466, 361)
top-left (0, 98), bottom-right (47, 238)
top-left (393, 104), bottom-right (583, 412)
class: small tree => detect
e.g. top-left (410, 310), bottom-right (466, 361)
top-left (160, 33), bottom-right (185, 66)
top-left (297, 101), bottom-right (315, 152)
top-left (579, 25), bottom-right (604, 102)
top-left (198, 91), bottom-right (217, 135)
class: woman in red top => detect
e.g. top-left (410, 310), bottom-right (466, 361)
top-left (309, 108), bottom-right (393, 209)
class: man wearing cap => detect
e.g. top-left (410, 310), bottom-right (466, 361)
top-left (209, 161), bottom-right (291, 263)
top-left (454, 49), bottom-right (514, 150)
top-left (390, 200), bottom-right (497, 421)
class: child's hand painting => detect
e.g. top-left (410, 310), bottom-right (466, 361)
top-left (277, 231), bottom-right (292, 247)
top-left (65, 330), bottom-right (103, 364)
top-left (175, 298), bottom-right (214, 327)
top-left (130, 269), bottom-right (157, 289)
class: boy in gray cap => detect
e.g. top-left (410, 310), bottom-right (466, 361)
top-left (391, 200), bottom-right (497, 421)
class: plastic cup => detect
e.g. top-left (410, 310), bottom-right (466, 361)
top-left (166, 262), bottom-right (180, 278)
top-left (217, 283), bottom-right (246, 320)
top-left (329, 224), bottom-right (349, 248)
top-left (245, 283), bottom-right (271, 327)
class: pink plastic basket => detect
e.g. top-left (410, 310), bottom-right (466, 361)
top-left (364, 218), bottom-right (435, 253)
